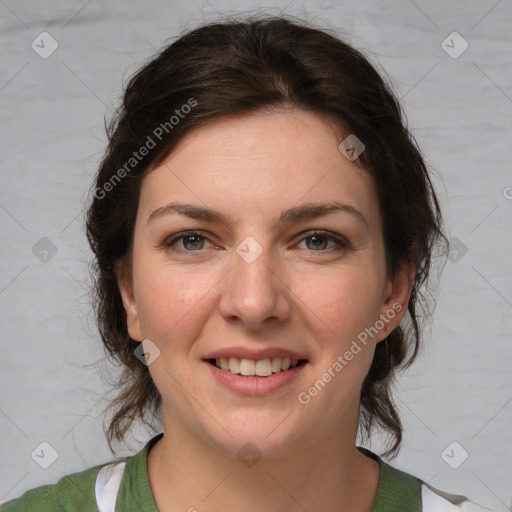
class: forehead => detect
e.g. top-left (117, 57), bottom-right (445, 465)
top-left (138, 109), bottom-right (381, 231)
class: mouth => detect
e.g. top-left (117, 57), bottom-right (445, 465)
top-left (206, 357), bottom-right (307, 377)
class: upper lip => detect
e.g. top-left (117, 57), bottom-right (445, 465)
top-left (203, 347), bottom-right (308, 360)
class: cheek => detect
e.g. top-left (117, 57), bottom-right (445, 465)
top-left (297, 266), bottom-right (384, 341)
top-left (133, 259), bottom-right (221, 342)
top-left (296, 270), bottom-right (382, 412)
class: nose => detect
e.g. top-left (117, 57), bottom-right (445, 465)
top-left (218, 239), bottom-right (291, 330)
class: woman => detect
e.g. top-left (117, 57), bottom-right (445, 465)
top-left (1, 15), bottom-right (495, 512)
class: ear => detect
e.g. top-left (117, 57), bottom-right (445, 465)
top-left (115, 260), bottom-right (142, 342)
top-left (375, 260), bottom-right (415, 343)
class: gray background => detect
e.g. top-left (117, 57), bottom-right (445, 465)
top-left (1, 0), bottom-right (511, 510)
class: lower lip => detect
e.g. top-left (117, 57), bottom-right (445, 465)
top-left (205, 361), bottom-right (306, 396)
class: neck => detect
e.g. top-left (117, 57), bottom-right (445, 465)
top-left (147, 415), bottom-right (380, 512)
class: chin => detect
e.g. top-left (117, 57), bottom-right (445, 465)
top-left (195, 408), bottom-right (311, 460)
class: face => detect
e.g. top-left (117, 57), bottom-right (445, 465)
top-left (118, 108), bottom-right (412, 457)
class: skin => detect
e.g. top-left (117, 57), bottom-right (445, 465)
top-left (118, 108), bottom-right (414, 512)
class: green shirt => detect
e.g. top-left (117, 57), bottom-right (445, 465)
top-left (0, 434), bottom-right (491, 511)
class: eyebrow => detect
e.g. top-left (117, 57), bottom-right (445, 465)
top-left (147, 201), bottom-right (369, 229)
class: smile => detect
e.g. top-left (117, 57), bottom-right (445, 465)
top-left (209, 357), bottom-right (304, 377)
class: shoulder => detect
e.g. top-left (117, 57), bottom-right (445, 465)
top-left (360, 447), bottom-right (497, 512)
top-left (1, 434), bottom-right (161, 512)
top-left (0, 463), bottom-right (107, 512)
top-left (421, 483), bottom-right (497, 512)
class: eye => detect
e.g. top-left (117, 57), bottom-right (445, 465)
top-left (161, 230), bottom-right (349, 256)
top-left (163, 231), bottom-right (213, 254)
top-left (297, 231), bottom-right (349, 252)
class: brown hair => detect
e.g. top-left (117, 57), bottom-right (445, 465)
top-left (85, 15), bottom-right (447, 458)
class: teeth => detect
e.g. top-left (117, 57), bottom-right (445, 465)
top-left (271, 358), bottom-right (282, 373)
top-left (228, 357), bottom-right (240, 374)
top-left (255, 359), bottom-right (272, 376)
top-left (214, 356), bottom-right (302, 376)
top-left (240, 358), bottom-right (255, 376)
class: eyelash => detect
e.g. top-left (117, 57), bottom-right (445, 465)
top-left (162, 230), bottom-right (349, 255)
